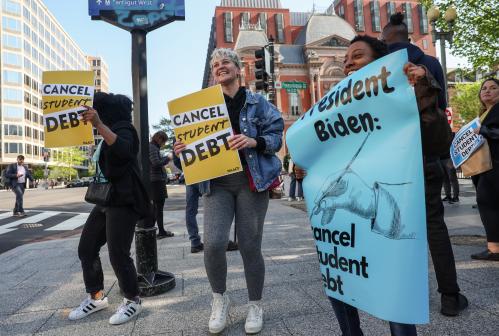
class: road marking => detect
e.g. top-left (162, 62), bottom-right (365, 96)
top-left (0, 212), bottom-right (14, 220)
top-left (45, 213), bottom-right (88, 231)
top-left (0, 211), bottom-right (60, 235)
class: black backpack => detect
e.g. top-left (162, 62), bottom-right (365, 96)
top-left (1, 166), bottom-right (12, 188)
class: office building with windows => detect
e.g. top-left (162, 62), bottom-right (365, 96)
top-left (0, 0), bottom-right (95, 171)
top-left (86, 55), bottom-right (108, 93)
top-left (202, 0), bottom-right (435, 155)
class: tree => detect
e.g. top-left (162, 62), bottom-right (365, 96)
top-left (152, 117), bottom-right (175, 150)
top-left (420, 0), bottom-right (499, 69)
top-left (450, 82), bottom-right (482, 124)
top-left (49, 147), bottom-right (87, 180)
top-left (31, 166), bottom-right (45, 180)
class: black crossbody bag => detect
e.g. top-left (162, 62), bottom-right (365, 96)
top-left (84, 166), bottom-right (112, 206)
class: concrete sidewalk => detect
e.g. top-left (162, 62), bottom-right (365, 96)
top-left (1, 181), bottom-right (498, 335)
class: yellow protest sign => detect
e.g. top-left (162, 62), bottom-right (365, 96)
top-left (42, 71), bottom-right (95, 148)
top-left (168, 85), bottom-right (242, 185)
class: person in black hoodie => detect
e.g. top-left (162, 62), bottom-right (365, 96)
top-left (68, 92), bottom-right (149, 325)
top-left (382, 13), bottom-right (468, 317)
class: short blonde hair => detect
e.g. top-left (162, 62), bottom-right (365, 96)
top-left (210, 48), bottom-right (242, 69)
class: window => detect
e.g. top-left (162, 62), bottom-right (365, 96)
top-left (4, 124), bottom-right (23, 136)
top-left (2, 88), bottom-right (22, 102)
top-left (258, 13), bottom-right (267, 32)
top-left (2, 0), bottom-right (22, 15)
top-left (4, 105), bottom-right (23, 118)
top-left (26, 144), bottom-right (32, 154)
top-left (2, 33), bottom-right (21, 49)
top-left (24, 108), bottom-right (31, 120)
top-left (386, 2), bottom-right (396, 21)
top-left (353, 0), bottom-right (365, 31)
top-left (370, 1), bottom-right (381, 32)
top-left (337, 5), bottom-right (345, 18)
top-left (224, 12), bottom-right (233, 43)
top-left (3, 70), bottom-right (22, 84)
top-left (2, 16), bottom-right (21, 32)
top-left (275, 13), bottom-right (284, 43)
top-left (23, 5), bottom-right (30, 20)
top-left (33, 129), bottom-right (39, 140)
top-left (289, 92), bottom-right (302, 116)
top-left (403, 3), bottom-right (414, 33)
top-left (23, 22), bottom-right (30, 36)
top-left (417, 4), bottom-right (429, 34)
top-left (24, 91), bottom-right (31, 104)
top-left (3, 51), bottom-right (21, 66)
top-left (240, 12), bottom-right (250, 29)
top-left (4, 142), bottom-right (23, 154)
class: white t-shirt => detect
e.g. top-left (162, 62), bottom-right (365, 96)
top-left (17, 165), bottom-right (26, 184)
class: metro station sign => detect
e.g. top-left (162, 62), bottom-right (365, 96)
top-left (89, 0), bottom-right (185, 32)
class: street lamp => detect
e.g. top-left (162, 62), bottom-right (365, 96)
top-left (427, 5), bottom-right (457, 92)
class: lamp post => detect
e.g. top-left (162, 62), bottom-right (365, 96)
top-left (427, 5), bottom-right (457, 93)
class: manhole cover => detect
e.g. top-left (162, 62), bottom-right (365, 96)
top-left (20, 223), bottom-right (43, 229)
top-left (450, 235), bottom-right (486, 246)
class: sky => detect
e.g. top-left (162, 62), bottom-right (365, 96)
top-left (42, 0), bottom-right (465, 129)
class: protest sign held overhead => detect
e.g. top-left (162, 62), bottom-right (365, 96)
top-left (168, 85), bottom-right (242, 185)
top-left (286, 50), bottom-right (429, 324)
top-left (450, 118), bottom-right (485, 168)
top-left (42, 71), bottom-right (95, 148)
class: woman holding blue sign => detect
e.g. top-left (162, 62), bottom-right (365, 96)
top-left (471, 78), bottom-right (499, 261)
top-left (174, 48), bottom-right (283, 334)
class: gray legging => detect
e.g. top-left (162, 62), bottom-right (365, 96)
top-left (203, 171), bottom-right (269, 301)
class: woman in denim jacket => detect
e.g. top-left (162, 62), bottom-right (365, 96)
top-left (174, 48), bottom-right (283, 334)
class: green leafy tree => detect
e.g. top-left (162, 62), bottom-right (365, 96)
top-left (49, 147), bottom-right (87, 180)
top-left (152, 117), bottom-right (175, 150)
top-left (450, 82), bottom-right (482, 124)
top-left (420, 0), bottom-right (499, 69)
top-left (31, 166), bottom-right (45, 180)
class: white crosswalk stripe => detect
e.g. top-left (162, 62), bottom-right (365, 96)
top-left (45, 213), bottom-right (88, 231)
top-left (0, 211), bottom-right (88, 236)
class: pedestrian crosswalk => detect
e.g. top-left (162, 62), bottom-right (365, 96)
top-left (0, 210), bottom-right (88, 236)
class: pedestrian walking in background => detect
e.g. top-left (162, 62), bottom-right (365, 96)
top-left (149, 130), bottom-right (174, 239)
top-left (288, 163), bottom-right (305, 201)
top-left (174, 48), bottom-right (283, 334)
top-left (382, 13), bottom-right (468, 318)
top-left (5, 155), bottom-right (33, 217)
top-left (441, 136), bottom-right (460, 203)
top-left (69, 92), bottom-right (150, 325)
top-left (471, 78), bottom-right (499, 261)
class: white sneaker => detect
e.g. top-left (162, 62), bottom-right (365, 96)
top-left (109, 298), bottom-right (142, 325)
top-left (287, 197), bottom-right (295, 202)
top-left (68, 296), bottom-right (109, 320)
top-left (245, 303), bottom-right (263, 334)
top-left (209, 293), bottom-right (230, 333)
top-left (296, 197), bottom-right (303, 201)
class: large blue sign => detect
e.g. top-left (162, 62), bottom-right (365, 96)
top-left (450, 118), bottom-right (485, 168)
top-left (89, 0), bottom-right (184, 16)
top-left (286, 50), bottom-right (429, 324)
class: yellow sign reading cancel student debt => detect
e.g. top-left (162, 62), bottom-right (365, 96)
top-left (168, 85), bottom-right (242, 185)
top-left (42, 71), bottom-right (95, 148)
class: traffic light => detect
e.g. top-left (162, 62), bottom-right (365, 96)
top-left (254, 47), bottom-right (270, 92)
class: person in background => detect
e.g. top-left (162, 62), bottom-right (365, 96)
top-left (382, 12), bottom-right (468, 317)
top-left (441, 134), bottom-right (460, 203)
top-left (174, 48), bottom-right (283, 334)
top-left (471, 78), bottom-right (499, 261)
top-left (149, 130), bottom-right (174, 239)
top-left (5, 155), bottom-right (33, 217)
top-left (69, 92), bottom-right (150, 325)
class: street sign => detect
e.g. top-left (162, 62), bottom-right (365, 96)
top-left (282, 81), bottom-right (307, 90)
top-left (445, 107), bottom-right (453, 125)
top-left (89, 0), bottom-right (185, 32)
top-left (285, 88), bottom-right (298, 94)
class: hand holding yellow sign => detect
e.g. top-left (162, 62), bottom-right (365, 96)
top-left (42, 71), bottom-right (95, 148)
top-left (168, 85), bottom-right (242, 185)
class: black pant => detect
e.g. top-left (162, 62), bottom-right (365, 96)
top-left (424, 161), bottom-right (460, 294)
top-left (78, 205), bottom-right (139, 299)
top-left (150, 181), bottom-right (167, 234)
top-left (440, 159), bottom-right (459, 198)
top-left (476, 164), bottom-right (499, 242)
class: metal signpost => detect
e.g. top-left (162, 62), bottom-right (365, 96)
top-left (88, 0), bottom-right (185, 296)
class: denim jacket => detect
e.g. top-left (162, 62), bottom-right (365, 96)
top-left (199, 89), bottom-right (284, 194)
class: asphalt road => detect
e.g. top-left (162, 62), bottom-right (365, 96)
top-left (0, 184), bottom-right (188, 254)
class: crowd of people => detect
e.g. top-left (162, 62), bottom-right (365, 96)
top-left (5, 10), bottom-right (495, 335)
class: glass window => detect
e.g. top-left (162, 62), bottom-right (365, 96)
top-left (2, 33), bottom-right (21, 48)
top-left (353, 0), bottom-right (365, 31)
top-left (3, 51), bottom-right (22, 66)
top-left (24, 108), bottom-right (31, 120)
top-left (23, 22), bottom-right (30, 35)
top-left (2, 16), bottom-right (21, 32)
top-left (289, 92), bottom-right (302, 116)
top-left (4, 124), bottom-right (23, 136)
top-left (4, 105), bottom-right (23, 118)
top-left (3, 87), bottom-right (22, 102)
top-left (338, 5), bottom-right (345, 18)
top-left (3, 70), bottom-right (22, 84)
top-left (23, 5), bottom-right (30, 19)
top-left (370, 1), bottom-right (381, 32)
top-left (224, 12), bottom-right (233, 43)
top-left (258, 13), bottom-right (267, 32)
top-left (4, 142), bottom-right (23, 154)
top-left (2, 0), bottom-right (22, 15)
top-left (417, 4), bottom-right (429, 34)
top-left (275, 13), bottom-right (284, 43)
top-left (386, 2), bottom-right (396, 21)
top-left (240, 12), bottom-right (250, 29)
top-left (403, 3), bottom-right (414, 33)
